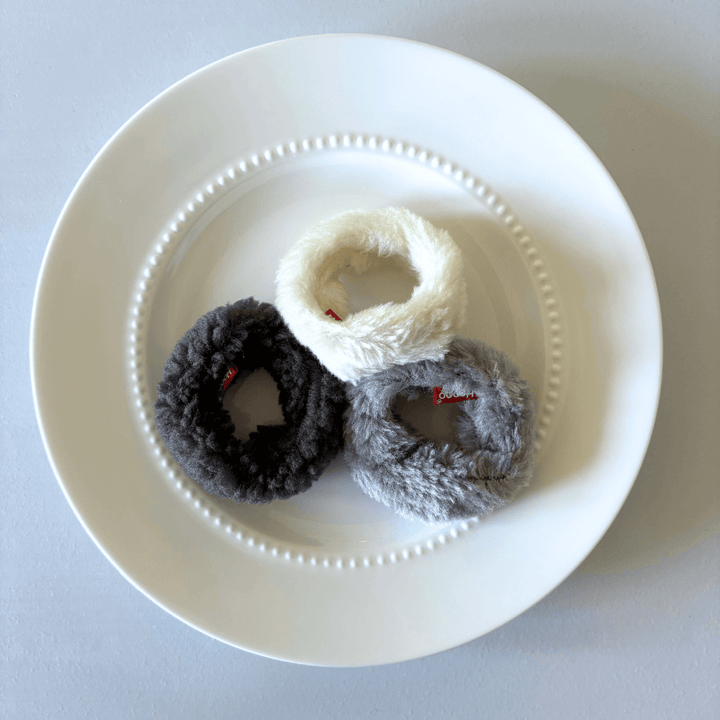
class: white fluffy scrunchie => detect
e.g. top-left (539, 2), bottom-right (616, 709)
top-left (275, 207), bottom-right (467, 383)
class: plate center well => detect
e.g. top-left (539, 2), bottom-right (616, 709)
top-left (142, 147), bottom-right (546, 552)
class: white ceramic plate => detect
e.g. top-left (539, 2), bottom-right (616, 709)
top-left (31, 35), bottom-right (661, 666)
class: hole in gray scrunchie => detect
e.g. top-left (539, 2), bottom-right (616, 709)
top-left (392, 392), bottom-right (465, 448)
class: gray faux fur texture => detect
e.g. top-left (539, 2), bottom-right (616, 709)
top-left (344, 338), bottom-right (536, 523)
top-left (154, 298), bottom-right (348, 503)
top-left (275, 207), bottom-right (467, 383)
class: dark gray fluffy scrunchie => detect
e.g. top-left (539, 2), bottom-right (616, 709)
top-left (154, 298), bottom-right (348, 503)
top-left (344, 338), bottom-right (536, 523)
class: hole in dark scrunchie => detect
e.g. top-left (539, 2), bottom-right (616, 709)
top-left (223, 368), bottom-right (284, 442)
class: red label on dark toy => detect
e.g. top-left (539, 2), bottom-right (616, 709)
top-left (219, 364), bottom-right (239, 396)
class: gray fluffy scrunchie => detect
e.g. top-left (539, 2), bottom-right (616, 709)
top-left (154, 298), bottom-right (348, 503)
top-left (344, 338), bottom-right (536, 523)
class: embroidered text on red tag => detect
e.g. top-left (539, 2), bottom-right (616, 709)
top-left (326, 309), bottom-right (342, 321)
top-left (433, 388), bottom-right (478, 405)
top-left (219, 364), bottom-right (239, 397)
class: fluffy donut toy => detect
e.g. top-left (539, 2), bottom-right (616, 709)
top-left (344, 337), bottom-right (536, 523)
top-left (154, 298), bottom-right (348, 503)
top-left (275, 207), bottom-right (467, 383)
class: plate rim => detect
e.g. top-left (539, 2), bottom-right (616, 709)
top-left (30, 34), bottom-right (663, 666)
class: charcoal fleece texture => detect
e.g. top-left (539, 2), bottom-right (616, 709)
top-left (154, 298), bottom-right (348, 503)
top-left (344, 337), bottom-right (536, 523)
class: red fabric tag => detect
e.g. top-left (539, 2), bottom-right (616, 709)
top-left (433, 387), bottom-right (478, 405)
top-left (219, 364), bottom-right (239, 396)
top-left (326, 308), bottom-right (342, 321)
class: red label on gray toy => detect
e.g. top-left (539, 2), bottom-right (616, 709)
top-left (432, 387), bottom-right (478, 405)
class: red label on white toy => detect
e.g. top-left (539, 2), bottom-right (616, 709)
top-left (432, 387), bottom-right (478, 405)
top-left (326, 308), bottom-right (342, 321)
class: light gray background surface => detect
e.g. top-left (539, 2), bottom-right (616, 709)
top-left (3, 0), bottom-right (718, 717)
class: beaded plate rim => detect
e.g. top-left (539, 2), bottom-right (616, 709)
top-left (127, 132), bottom-right (566, 571)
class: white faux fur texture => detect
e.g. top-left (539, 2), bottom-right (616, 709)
top-left (275, 207), bottom-right (468, 383)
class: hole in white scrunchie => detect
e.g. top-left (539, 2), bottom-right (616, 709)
top-left (317, 248), bottom-right (419, 317)
top-left (223, 368), bottom-right (285, 442)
